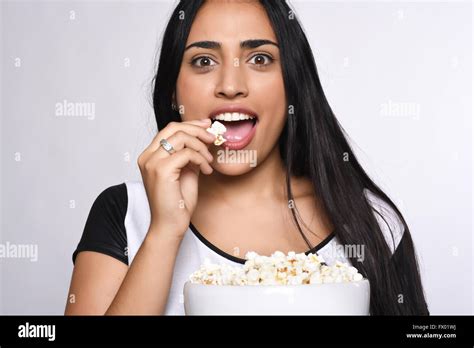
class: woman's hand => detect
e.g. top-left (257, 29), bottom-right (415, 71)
top-left (138, 118), bottom-right (216, 240)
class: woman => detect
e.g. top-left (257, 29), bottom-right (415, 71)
top-left (65, 0), bottom-right (429, 315)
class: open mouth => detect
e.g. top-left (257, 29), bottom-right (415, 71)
top-left (211, 113), bottom-right (258, 150)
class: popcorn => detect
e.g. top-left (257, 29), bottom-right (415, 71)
top-left (189, 251), bottom-right (365, 286)
top-left (206, 120), bottom-right (227, 146)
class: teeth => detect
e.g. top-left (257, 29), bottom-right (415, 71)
top-left (212, 112), bottom-right (255, 121)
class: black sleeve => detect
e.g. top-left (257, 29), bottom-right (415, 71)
top-left (72, 183), bottom-right (128, 266)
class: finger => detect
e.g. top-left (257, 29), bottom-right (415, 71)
top-left (164, 148), bottom-right (213, 175)
top-left (143, 120), bottom-right (216, 156)
top-left (157, 131), bottom-right (214, 161)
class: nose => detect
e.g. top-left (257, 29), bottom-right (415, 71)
top-left (214, 59), bottom-right (248, 99)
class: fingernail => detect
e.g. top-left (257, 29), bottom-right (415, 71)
top-left (200, 118), bottom-right (210, 123)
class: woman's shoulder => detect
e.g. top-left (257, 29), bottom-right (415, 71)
top-left (89, 183), bottom-right (129, 221)
top-left (95, 180), bottom-right (147, 215)
top-left (96, 182), bottom-right (128, 204)
top-left (72, 182), bottom-right (129, 265)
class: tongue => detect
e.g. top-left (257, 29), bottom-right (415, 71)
top-left (221, 120), bottom-right (254, 142)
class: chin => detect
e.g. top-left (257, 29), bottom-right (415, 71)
top-left (208, 144), bottom-right (260, 176)
top-left (211, 161), bottom-right (257, 176)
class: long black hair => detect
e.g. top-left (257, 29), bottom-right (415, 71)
top-left (152, 0), bottom-right (429, 315)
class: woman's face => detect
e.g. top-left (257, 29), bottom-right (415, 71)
top-left (176, 0), bottom-right (287, 176)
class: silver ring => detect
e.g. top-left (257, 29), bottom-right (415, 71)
top-left (159, 138), bottom-right (175, 155)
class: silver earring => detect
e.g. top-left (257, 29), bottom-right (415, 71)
top-left (171, 102), bottom-right (178, 111)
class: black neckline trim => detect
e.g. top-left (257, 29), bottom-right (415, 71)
top-left (188, 222), bottom-right (337, 265)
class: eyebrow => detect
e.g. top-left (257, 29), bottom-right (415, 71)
top-left (184, 39), bottom-right (279, 51)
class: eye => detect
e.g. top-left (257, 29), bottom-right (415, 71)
top-left (191, 56), bottom-right (217, 70)
top-left (248, 54), bottom-right (274, 67)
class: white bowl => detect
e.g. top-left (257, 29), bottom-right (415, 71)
top-left (183, 279), bottom-right (370, 315)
